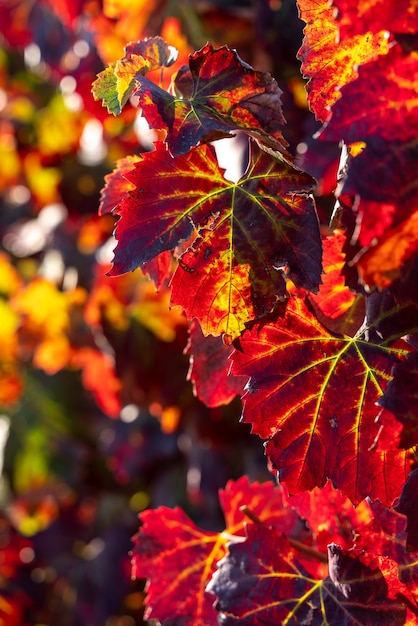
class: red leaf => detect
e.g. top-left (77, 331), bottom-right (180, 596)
top-left (332, 0), bottom-right (418, 38)
top-left (230, 296), bottom-right (412, 504)
top-left (110, 140), bottom-right (322, 338)
top-left (297, 0), bottom-right (390, 122)
top-left (135, 43), bottom-right (287, 156)
top-left (131, 477), bottom-right (305, 625)
top-left (185, 319), bottom-right (247, 408)
top-left (132, 506), bottom-right (220, 625)
top-left (319, 44), bottom-right (418, 143)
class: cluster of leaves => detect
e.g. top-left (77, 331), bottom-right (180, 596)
top-left (91, 0), bottom-right (418, 623)
top-left (1, 0), bottom-right (418, 624)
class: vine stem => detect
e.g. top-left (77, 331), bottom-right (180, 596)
top-left (240, 505), bottom-right (328, 564)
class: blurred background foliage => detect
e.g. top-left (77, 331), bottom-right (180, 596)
top-left (0, 1), bottom-right (338, 624)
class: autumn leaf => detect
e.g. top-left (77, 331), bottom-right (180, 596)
top-left (135, 42), bottom-right (288, 156)
top-left (297, 0), bottom-right (390, 122)
top-left (332, 0), bottom-right (418, 38)
top-left (185, 319), bottom-right (247, 408)
top-left (230, 296), bottom-right (412, 504)
top-left (92, 37), bottom-right (178, 115)
top-left (131, 477), bottom-right (304, 625)
top-left (109, 139), bottom-right (321, 337)
top-left (319, 45), bottom-right (418, 143)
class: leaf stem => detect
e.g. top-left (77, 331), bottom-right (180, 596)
top-left (240, 505), bottom-right (328, 564)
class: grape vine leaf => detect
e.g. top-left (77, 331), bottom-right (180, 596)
top-left (230, 296), bottom-right (412, 504)
top-left (185, 319), bottom-right (247, 408)
top-left (134, 42), bottom-right (289, 156)
top-left (131, 476), bottom-right (304, 626)
top-left (109, 140), bottom-right (322, 338)
top-left (208, 524), bottom-right (412, 625)
top-left (332, 0), bottom-right (418, 38)
top-left (297, 0), bottom-right (390, 123)
top-left (319, 45), bottom-right (418, 143)
top-left (92, 37), bottom-right (178, 115)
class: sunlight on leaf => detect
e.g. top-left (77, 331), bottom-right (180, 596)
top-left (109, 140), bottom-right (321, 338)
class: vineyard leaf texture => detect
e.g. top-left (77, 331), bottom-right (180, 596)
top-left (110, 140), bottom-right (322, 338)
top-left (230, 296), bottom-right (411, 504)
top-left (297, 0), bottom-right (389, 122)
top-left (135, 43), bottom-right (287, 156)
